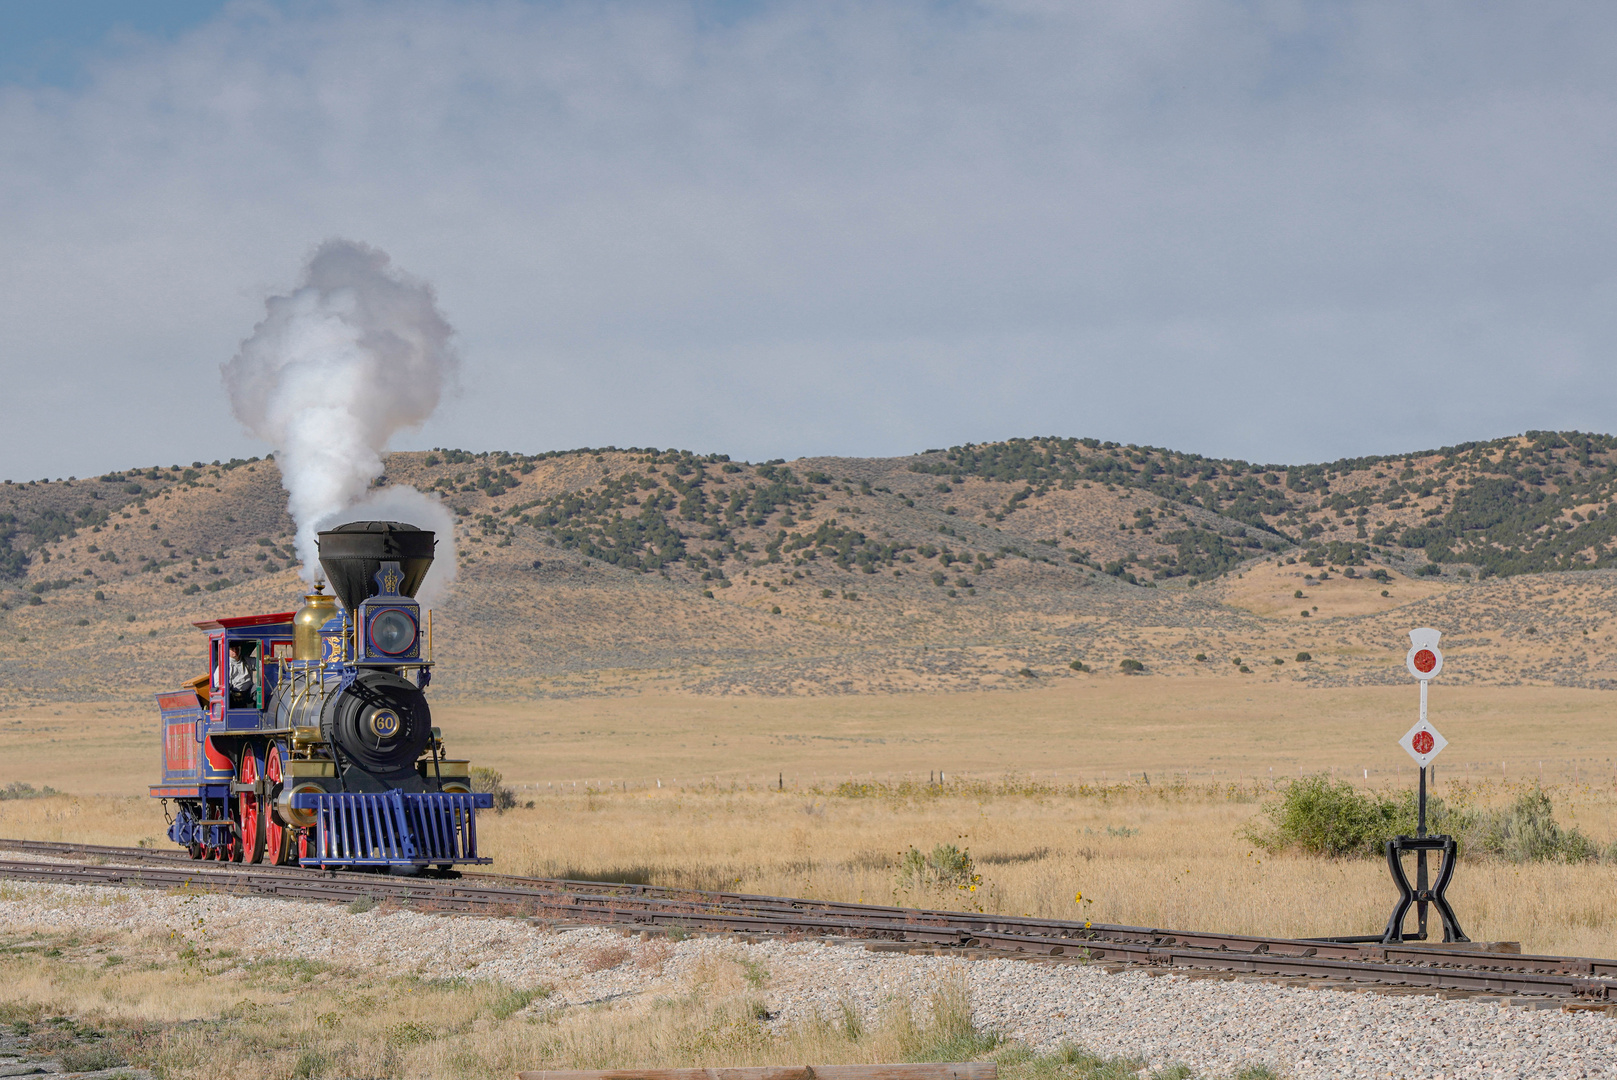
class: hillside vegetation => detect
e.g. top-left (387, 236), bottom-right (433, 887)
top-left (7, 432), bottom-right (1617, 703)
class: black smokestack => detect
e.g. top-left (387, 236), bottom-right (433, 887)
top-left (318, 520), bottom-right (435, 613)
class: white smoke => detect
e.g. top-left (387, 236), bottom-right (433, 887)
top-left (223, 239), bottom-right (459, 594)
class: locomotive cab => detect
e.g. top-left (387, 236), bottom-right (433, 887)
top-left (149, 521), bottom-right (491, 872)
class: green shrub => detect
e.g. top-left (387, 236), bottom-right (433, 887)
top-left (469, 767), bottom-right (517, 812)
top-left (896, 844), bottom-right (979, 891)
top-left (0, 782), bottom-right (59, 801)
top-left (1247, 776), bottom-right (1601, 863)
top-left (1245, 775), bottom-right (1428, 858)
top-left (1295, 651), bottom-right (1312, 661)
top-left (1119, 658), bottom-right (1144, 673)
top-left (1463, 789), bottom-right (1601, 863)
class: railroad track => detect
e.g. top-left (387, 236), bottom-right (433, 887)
top-left (1, 838), bottom-right (1613, 1005)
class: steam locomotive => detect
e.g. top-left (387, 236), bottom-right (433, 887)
top-left (149, 521), bottom-right (493, 873)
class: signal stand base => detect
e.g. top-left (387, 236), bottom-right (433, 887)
top-left (1382, 834), bottom-right (1468, 945)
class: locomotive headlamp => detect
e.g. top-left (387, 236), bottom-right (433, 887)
top-left (368, 608), bottom-right (417, 655)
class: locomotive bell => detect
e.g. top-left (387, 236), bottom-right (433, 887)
top-left (316, 520), bottom-right (435, 613)
top-left (292, 584), bottom-right (339, 662)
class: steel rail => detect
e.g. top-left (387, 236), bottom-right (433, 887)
top-left (0, 840), bottom-right (1540, 969)
top-left (1, 841), bottom-right (1612, 1000)
top-left (0, 840), bottom-right (1505, 949)
top-left (0, 842), bottom-right (1571, 971)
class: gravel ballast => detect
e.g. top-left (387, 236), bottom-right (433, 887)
top-left (0, 879), bottom-right (1614, 1078)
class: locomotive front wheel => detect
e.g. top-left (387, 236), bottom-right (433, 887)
top-left (264, 744), bottom-right (291, 866)
top-left (187, 842), bottom-right (203, 860)
top-left (237, 750), bottom-right (266, 865)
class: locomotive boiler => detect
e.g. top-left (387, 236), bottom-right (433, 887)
top-left (149, 521), bottom-right (492, 873)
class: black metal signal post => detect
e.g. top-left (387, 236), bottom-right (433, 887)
top-left (1381, 764), bottom-right (1467, 944)
top-left (1379, 629), bottom-right (1468, 945)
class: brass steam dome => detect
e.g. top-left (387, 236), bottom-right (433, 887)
top-left (293, 582), bottom-right (339, 661)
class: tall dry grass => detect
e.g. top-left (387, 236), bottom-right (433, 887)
top-left (6, 777), bottom-right (1617, 956)
top-left (0, 927), bottom-right (1203, 1080)
top-left (473, 776), bottom-right (1617, 956)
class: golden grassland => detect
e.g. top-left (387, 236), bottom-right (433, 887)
top-left (5, 680), bottom-right (1617, 960)
top-left (8, 679), bottom-right (1617, 796)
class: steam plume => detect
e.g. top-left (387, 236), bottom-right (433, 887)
top-left (223, 240), bottom-right (459, 599)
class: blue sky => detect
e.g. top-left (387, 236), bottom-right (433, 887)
top-left (2, 1), bottom-right (1616, 480)
top-left (0, 2), bottom-right (230, 86)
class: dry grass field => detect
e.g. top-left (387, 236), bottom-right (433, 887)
top-left (5, 679), bottom-right (1614, 796)
top-left (6, 680), bottom-right (1617, 957)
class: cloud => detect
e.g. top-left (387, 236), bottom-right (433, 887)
top-left (2, 0), bottom-right (1616, 480)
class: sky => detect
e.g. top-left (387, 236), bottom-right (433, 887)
top-left (2, 0), bottom-right (1615, 481)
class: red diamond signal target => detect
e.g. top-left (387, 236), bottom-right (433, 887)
top-left (1401, 719), bottom-right (1447, 767)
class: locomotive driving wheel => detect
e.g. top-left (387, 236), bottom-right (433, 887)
top-left (237, 748), bottom-right (266, 864)
top-left (264, 743), bottom-right (291, 866)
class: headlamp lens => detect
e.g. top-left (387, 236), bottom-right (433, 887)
top-left (370, 609), bottom-right (417, 654)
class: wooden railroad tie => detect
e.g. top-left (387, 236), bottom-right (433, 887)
top-left (518, 1064), bottom-right (999, 1080)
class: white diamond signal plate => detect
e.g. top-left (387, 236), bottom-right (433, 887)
top-left (1400, 719), bottom-right (1448, 768)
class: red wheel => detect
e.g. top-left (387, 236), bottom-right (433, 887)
top-left (187, 842), bottom-right (203, 860)
top-left (264, 744), bottom-right (291, 866)
top-left (238, 749), bottom-right (265, 864)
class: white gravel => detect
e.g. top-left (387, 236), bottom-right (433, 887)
top-left (1, 877), bottom-right (1615, 1078)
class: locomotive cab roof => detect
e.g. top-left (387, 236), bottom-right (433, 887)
top-left (192, 612), bottom-right (295, 631)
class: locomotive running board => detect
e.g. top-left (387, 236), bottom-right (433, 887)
top-left (289, 790), bottom-right (494, 869)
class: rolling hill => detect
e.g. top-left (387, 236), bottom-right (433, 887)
top-left (6, 431), bottom-right (1617, 704)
